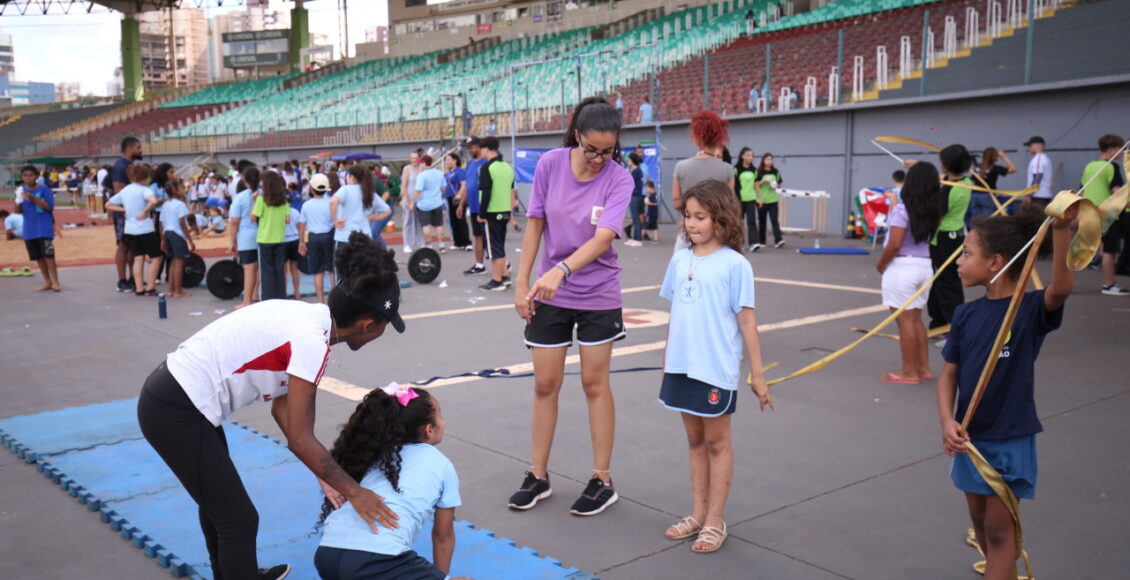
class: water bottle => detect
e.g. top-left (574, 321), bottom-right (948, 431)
top-left (158, 294), bottom-right (167, 319)
top-left (814, 239), bottom-right (822, 249)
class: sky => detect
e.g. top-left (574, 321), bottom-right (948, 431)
top-left (0, 0), bottom-right (389, 96)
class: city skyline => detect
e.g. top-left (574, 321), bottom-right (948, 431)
top-left (0, 0), bottom-right (389, 97)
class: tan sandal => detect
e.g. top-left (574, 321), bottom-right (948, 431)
top-left (691, 522), bottom-right (727, 554)
top-left (664, 516), bottom-right (701, 540)
top-left (966, 528), bottom-right (985, 557)
top-left (971, 560), bottom-right (1030, 579)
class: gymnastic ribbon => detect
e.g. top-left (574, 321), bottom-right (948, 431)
top-left (765, 182), bottom-right (1033, 388)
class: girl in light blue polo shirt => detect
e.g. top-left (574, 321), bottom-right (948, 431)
top-left (316, 385), bottom-right (461, 580)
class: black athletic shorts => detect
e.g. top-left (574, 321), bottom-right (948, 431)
top-left (123, 231), bottom-right (163, 258)
top-left (1102, 213), bottom-right (1126, 255)
top-left (524, 302), bottom-right (626, 348)
top-left (470, 212), bottom-right (484, 237)
top-left (163, 231), bottom-right (190, 259)
top-left (284, 239), bottom-right (301, 262)
top-left (484, 212), bottom-right (510, 260)
top-left (24, 238), bottom-right (55, 261)
top-left (416, 207), bottom-right (445, 228)
top-left (238, 249), bottom-right (259, 265)
top-left (113, 212), bottom-right (125, 243)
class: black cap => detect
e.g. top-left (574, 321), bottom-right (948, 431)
top-left (362, 281), bottom-right (405, 333)
top-left (1022, 136), bottom-right (1045, 146)
top-left (462, 136), bottom-right (481, 147)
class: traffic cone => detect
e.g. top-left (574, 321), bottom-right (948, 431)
top-left (846, 212), bottom-right (859, 238)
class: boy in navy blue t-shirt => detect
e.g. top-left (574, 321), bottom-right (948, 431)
top-left (937, 205), bottom-right (1076, 580)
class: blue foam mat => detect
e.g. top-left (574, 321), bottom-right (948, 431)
top-left (1, 399), bottom-right (595, 580)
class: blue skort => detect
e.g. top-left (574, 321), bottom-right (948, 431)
top-left (951, 434), bottom-right (1037, 499)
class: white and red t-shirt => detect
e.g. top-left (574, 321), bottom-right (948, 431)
top-left (167, 301), bottom-right (332, 426)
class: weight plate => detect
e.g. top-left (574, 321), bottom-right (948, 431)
top-left (407, 247), bottom-right (441, 284)
top-left (206, 259), bottom-right (245, 300)
top-left (183, 253), bottom-right (206, 288)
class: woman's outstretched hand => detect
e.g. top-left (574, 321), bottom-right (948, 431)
top-left (349, 487), bottom-right (400, 533)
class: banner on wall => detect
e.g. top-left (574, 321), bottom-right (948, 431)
top-left (641, 145), bottom-right (660, 186)
top-left (514, 149), bottom-right (551, 184)
top-left (515, 147), bottom-right (660, 188)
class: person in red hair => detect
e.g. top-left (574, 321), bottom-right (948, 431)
top-left (671, 111), bottom-right (736, 254)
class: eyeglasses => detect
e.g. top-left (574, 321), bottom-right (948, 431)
top-left (577, 136), bottom-right (616, 160)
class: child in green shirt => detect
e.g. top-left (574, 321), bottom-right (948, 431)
top-left (252, 172), bottom-right (292, 300)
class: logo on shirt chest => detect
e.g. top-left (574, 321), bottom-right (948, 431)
top-left (997, 330), bottom-right (1013, 359)
top-left (679, 279), bottom-right (702, 303)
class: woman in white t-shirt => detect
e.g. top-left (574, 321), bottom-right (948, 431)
top-left (137, 233), bottom-right (406, 580)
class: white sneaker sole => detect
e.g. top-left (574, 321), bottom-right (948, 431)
top-left (570, 492), bottom-right (619, 516)
top-left (508, 489), bottom-right (553, 510)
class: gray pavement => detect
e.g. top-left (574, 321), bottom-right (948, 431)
top-left (2, 225), bottom-right (1128, 579)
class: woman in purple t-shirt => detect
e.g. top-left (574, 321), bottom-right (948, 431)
top-left (510, 98), bottom-right (633, 517)
top-left (875, 162), bottom-right (943, 385)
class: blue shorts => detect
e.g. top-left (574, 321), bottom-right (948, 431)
top-left (658, 373), bottom-right (737, 417)
top-left (205, 198), bottom-right (229, 209)
top-left (951, 434), bottom-right (1037, 500)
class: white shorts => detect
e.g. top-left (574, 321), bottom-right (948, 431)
top-left (881, 256), bottom-right (932, 310)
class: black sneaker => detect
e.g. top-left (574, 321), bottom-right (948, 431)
top-left (463, 264), bottom-right (487, 276)
top-left (259, 564), bottom-right (291, 580)
top-left (116, 279), bottom-right (132, 292)
top-left (570, 477), bottom-right (619, 516)
top-left (508, 472), bottom-right (552, 510)
top-left (480, 279), bottom-right (510, 292)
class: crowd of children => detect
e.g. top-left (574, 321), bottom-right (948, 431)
top-left (9, 107), bottom-right (1123, 580)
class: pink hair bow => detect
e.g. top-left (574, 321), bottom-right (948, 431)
top-left (381, 382), bottom-right (419, 407)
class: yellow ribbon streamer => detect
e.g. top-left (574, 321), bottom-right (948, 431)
top-left (873, 135), bottom-right (943, 152)
top-left (766, 192), bottom-right (1030, 387)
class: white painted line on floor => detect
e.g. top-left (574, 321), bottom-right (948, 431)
top-left (757, 277), bottom-right (881, 295)
top-left (321, 304), bottom-right (888, 400)
top-left (402, 279), bottom-right (876, 321)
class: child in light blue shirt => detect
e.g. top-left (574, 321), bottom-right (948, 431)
top-left (657, 180), bottom-right (774, 554)
top-left (317, 386), bottom-right (461, 580)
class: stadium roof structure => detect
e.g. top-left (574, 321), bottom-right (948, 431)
top-left (0, 0), bottom-right (274, 16)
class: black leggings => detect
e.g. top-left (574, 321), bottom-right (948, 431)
top-left (758, 202), bottom-right (783, 245)
top-left (928, 231), bottom-right (965, 330)
top-left (137, 363), bottom-right (260, 580)
top-left (741, 200), bottom-right (760, 246)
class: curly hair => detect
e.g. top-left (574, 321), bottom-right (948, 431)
top-left (328, 231), bottom-right (401, 327)
top-left (969, 204), bottom-right (1046, 280)
top-left (690, 110), bottom-right (730, 151)
top-left (316, 388), bottom-right (437, 529)
top-left (681, 179), bottom-right (746, 253)
top-left (261, 171), bottom-right (288, 207)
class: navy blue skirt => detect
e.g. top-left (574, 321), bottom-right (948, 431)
top-left (658, 373), bottom-right (737, 417)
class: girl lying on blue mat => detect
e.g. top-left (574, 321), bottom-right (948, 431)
top-left (316, 384), bottom-right (466, 580)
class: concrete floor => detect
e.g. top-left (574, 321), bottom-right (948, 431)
top-left (1, 225), bottom-right (1128, 580)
